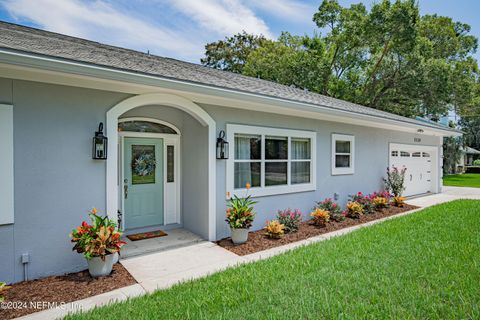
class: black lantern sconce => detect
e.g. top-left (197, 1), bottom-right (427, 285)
top-left (92, 122), bottom-right (108, 160)
top-left (216, 130), bottom-right (229, 159)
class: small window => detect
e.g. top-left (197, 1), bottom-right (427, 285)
top-left (118, 120), bottom-right (177, 134)
top-left (167, 145), bottom-right (175, 183)
top-left (400, 151), bottom-right (410, 157)
top-left (391, 151), bottom-right (398, 157)
top-left (332, 134), bottom-right (354, 175)
top-left (412, 152), bottom-right (421, 157)
top-left (422, 152), bottom-right (430, 157)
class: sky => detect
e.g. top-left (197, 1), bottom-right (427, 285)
top-left (0, 0), bottom-right (479, 63)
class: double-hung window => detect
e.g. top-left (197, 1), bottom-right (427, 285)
top-left (227, 124), bottom-right (316, 197)
top-left (331, 133), bottom-right (355, 175)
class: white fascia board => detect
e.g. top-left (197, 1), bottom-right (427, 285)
top-left (0, 49), bottom-right (461, 137)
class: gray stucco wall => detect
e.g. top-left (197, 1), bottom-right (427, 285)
top-left (0, 78), bottom-right (210, 284)
top-left (0, 77), bottom-right (442, 284)
top-left (200, 104), bottom-right (442, 240)
top-left (0, 79), bottom-right (130, 284)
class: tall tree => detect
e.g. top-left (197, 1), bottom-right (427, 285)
top-left (201, 0), bottom-right (480, 121)
top-left (201, 32), bottom-right (269, 74)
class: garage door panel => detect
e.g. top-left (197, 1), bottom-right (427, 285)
top-left (389, 144), bottom-right (435, 197)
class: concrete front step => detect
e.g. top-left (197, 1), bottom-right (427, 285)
top-left (120, 228), bottom-right (205, 259)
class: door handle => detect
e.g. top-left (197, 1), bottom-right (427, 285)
top-left (124, 179), bottom-right (128, 199)
top-left (420, 173), bottom-right (422, 180)
top-left (410, 174), bottom-right (413, 181)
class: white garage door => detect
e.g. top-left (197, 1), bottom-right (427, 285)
top-left (389, 144), bottom-right (435, 197)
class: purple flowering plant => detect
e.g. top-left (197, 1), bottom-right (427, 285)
top-left (277, 209), bottom-right (303, 233)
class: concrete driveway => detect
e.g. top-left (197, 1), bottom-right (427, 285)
top-left (407, 186), bottom-right (480, 207)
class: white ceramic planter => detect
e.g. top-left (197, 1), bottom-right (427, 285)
top-left (112, 252), bottom-right (119, 264)
top-left (87, 253), bottom-right (115, 277)
top-left (231, 228), bottom-right (249, 245)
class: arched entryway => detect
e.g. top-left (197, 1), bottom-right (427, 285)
top-left (106, 93), bottom-right (216, 240)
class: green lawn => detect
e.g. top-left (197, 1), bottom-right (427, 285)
top-left (68, 200), bottom-right (480, 320)
top-left (443, 173), bottom-right (480, 188)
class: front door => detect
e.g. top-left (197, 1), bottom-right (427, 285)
top-left (124, 137), bottom-right (164, 229)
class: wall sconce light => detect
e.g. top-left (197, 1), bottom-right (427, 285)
top-left (417, 129), bottom-right (424, 133)
top-left (216, 130), bottom-right (229, 159)
top-left (92, 122), bottom-right (107, 160)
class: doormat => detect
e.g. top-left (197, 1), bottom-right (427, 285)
top-left (127, 230), bottom-right (168, 241)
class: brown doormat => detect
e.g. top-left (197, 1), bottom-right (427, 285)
top-left (127, 230), bottom-right (168, 241)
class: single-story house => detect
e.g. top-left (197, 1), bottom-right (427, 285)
top-left (464, 146), bottom-right (480, 166)
top-left (0, 22), bottom-right (461, 284)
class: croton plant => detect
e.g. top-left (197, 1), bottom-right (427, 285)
top-left (70, 208), bottom-right (126, 260)
top-left (226, 183), bottom-right (257, 229)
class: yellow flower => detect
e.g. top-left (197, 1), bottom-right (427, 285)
top-left (91, 207), bottom-right (98, 215)
top-left (245, 183), bottom-right (251, 190)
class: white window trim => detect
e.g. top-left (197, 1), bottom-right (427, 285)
top-left (226, 124), bottom-right (316, 198)
top-left (0, 104), bottom-right (14, 225)
top-left (331, 133), bottom-right (355, 175)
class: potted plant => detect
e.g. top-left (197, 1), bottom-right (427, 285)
top-left (0, 282), bottom-right (10, 302)
top-left (70, 208), bottom-right (126, 277)
top-left (226, 183), bottom-right (257, 244)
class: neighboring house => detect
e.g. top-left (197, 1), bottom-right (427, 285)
top-left (457, 146), bottom-right (480, 172)
top-left (464, 146), bottom-right (480, 166)
top-left (0, 22), bottom-right (461, 284)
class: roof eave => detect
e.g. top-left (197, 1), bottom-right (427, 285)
top-left (0, 48), bottom-right (462, 137)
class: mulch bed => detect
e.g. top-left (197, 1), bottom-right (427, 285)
top-left (0, 263), bottom-right (136, 320)
top-left (217, 204), bottom-right (418, 256)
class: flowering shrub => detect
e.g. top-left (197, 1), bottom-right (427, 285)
top-left (226, 183), bottom-right (257, 229)
top-left (0, 282), bottom-right (10, 302)
top-left (392, 196), bottom-right (406, 207)
top-left (372, 196), bottom-right (389, 210)
top-left (383, 166), bottom-right (407, 197)
top-left (346, 201), bottom-right (364, 219)
top-left (310, 208), bottom-right (330, 227)
top-left (264, 220), bottom-right (285, 238)
top-left (70, 208), bottom-right (126, 260)
top-left (277, 209), bottom-right (303, 233)
top-left (315, 198), bottom-right (344, 221)
top-left (349, 192), bottom-right (374, 214)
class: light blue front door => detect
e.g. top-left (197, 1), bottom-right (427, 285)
top-left (124, 137), bottom-right (164, 229)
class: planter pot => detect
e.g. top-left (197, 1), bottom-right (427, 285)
top-left (231, 228), bottom-right (249, 245)
top-left (87, 254), bottom-right (115, 277)
top-left (112, 252), bottom-right (119, 264)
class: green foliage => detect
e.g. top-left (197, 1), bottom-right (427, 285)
top-left (349, 192), bottom-right (375, 214)
top-left (310, 208), bottom-right (330, 226)
top-left (201, 31), bottom-right (269, 74)
top-left (383, 166), bottom-right (407, 197)
top-left (346, 201), bottom-right (364, 218)
top-left (264, 220), bottom-right (285, 239)
top-left (226, 193), bottom-right (257, 229)
top-left (315, 198), bottom-right (344, 221)
top-left (277, 209), bottom-right (303, 233)
top-left (70, 209), bottom-right (125, 260)
top-left (65, 200), bottom-right (480, 320)
top-left (0, 282), bottom-right (11, 302)
top-left (474, 159), bottom-right (480, 166)
top-left (443, 137), bottom-right (464, 174)
top-left (201, 0), bottom-right (480, 120)
top-left (459, 116), bottom-right (480, 151)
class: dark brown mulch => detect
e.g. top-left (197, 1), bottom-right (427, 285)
top-left (0, 263), bottom-right (136, 320)
top-left (217, 204), bottom-right (418, 256)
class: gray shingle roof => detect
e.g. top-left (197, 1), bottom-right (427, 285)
top-left (0, 21), bottom-right (458, 133)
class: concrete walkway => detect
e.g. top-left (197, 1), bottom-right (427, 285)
top-left (17, 186), bottom-right (480, 319)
